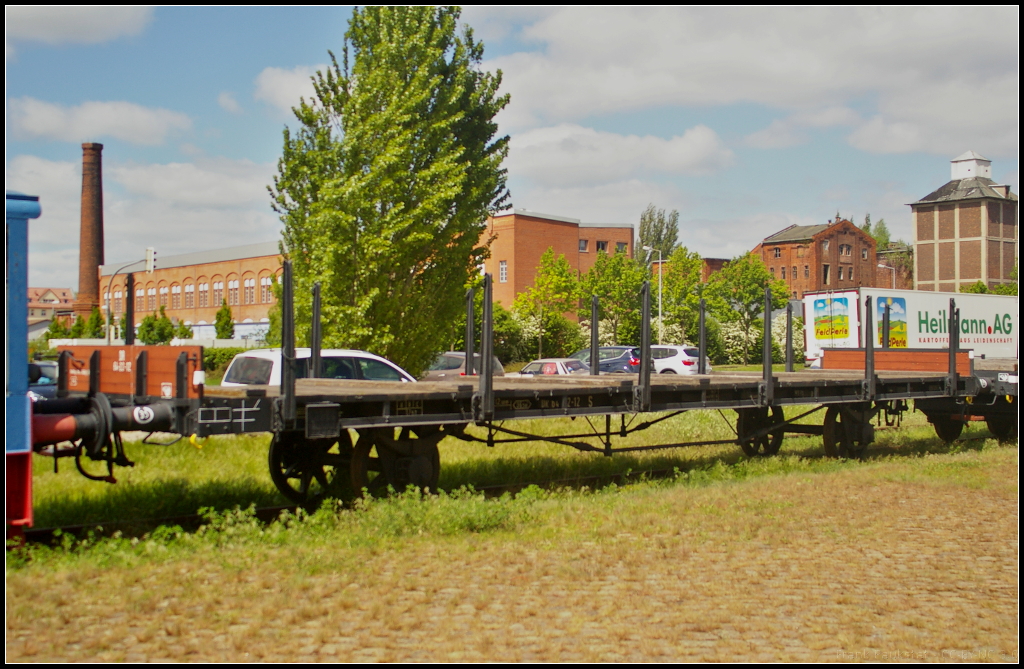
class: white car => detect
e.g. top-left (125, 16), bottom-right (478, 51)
top-left (220, 348), bottom-right (416, 386)
top-left (507, 358), bottom-right (591, 377)
top-left (651, 345), bottom-right (713, 374)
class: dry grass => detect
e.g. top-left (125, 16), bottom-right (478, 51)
top-left (7, 444), bottom-right (1018, 662)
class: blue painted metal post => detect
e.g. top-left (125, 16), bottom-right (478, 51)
top-left (7, 191), bottom-right (42, 533)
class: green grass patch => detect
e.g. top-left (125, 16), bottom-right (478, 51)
top-left (13, 419), bottom-right (1015, 573)
top-left (25, 406), bottom-right (1006, 534)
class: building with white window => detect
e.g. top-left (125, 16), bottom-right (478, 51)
top-left (481, 209), bottom-right (634, 315)
top-left (99, 241), bottom-right (282, 340)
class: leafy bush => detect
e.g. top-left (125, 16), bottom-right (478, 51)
top-left (203, 347), bottom-right (247, 374)
top-left (684, 314), bottom-right (727, 364)
top-left (43, 317), bottom-right (70, 341)
top-left (137, 307), bottom-right (175, 345)
top-left (514, 309), bottom-right (586, 359)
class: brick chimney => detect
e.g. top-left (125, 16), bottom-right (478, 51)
top-left (75, 142), bottom-right (104, 318)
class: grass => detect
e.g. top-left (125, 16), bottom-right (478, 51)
top-left (714, 363), bottom-right (800, 372)
top-left (7, 440), bottom-right (1018, 662)
top-left (27, 406), bottom-right (1001, 530)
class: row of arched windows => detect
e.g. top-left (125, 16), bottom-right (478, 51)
top-left (102, 269), bottom-right (281, 314)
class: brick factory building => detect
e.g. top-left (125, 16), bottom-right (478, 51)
top-left (910, 151), bottom-right (1017, 292)
top-left (99, 241), bottom-right (282, 340)
top-left (481, 209), bottom-right (634, 312)
top-left (753, 218), bottom-right (880, 298)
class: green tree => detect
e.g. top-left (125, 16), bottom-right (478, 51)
top-left (215, 301), bottom-right (235, 340)
top-left (512, 248), bottom-right (579, 356)
top-left (872, 218), bottom-right (891, 249)
top-left (269, 6), bottom-right (509, 377)
top-left (175, 320), bottom-right (194, 339)
top-left (84, 307), bottom-right (106, 339)
top-left (660, 245), bottom-right (703, 341)
top-left (452, 295), bottom-right (527, 365)
top-left (137, 307), bottom-right (175, 345)
top-left (638, 204), bottom-right (679, 259)
top-left (515, 248), bottom-right (579, 317)
top-left (68, 315), bottom-right (86, 338)
top-left (706, 253), bottom-right (789, 364)
top-left (580, 249), bottom-right (649, 344)
top-left (861, 213), bottom-right (871, 237)
top-left (44, 317), bottom-right (69, 341)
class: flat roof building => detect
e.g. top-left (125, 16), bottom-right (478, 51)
top-left (481, 209), bottom-right (634, 315)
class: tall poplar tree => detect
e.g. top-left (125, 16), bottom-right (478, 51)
top-left (660, 245), bottom-right (704, 337)
top-left (638, 204), bottom-right (679, 259)
top-left (269, 6), bottom-right (510, 376)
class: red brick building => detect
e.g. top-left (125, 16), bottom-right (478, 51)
top-left (99, 241), bottom-right (282, 339)
top-left (482, 209), bottom-right (634, 312)
top-left (911, 151), bottom-right (1017, 292)
top-left (753, 219), bottom-right (879, 298)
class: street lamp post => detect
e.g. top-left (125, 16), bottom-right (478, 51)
top-left (878, 264), bottom-right (896, 290)
top-left (643, 245), bottom-right (663, 344)
top-left (105, 259), bottom-right (144, 344)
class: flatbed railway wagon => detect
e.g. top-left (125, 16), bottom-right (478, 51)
top-left (29, 263), bottom-right (1019, 508)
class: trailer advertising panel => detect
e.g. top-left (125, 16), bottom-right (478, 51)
top-left (804, 288), bottom-right (1018, 365)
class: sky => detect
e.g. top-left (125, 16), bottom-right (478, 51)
top-left (6, 6), bottom-right (1019, 290)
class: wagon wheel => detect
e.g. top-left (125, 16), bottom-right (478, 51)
top-left (268, 430), bottom-right (354, 504)
top-left (350, 427), bottom-right (442, 496)
top-left (738, 406), bottom-right (785, 457)
top-left (822, 406), bottom-right (865, 459)
top-left (985, 414), bottom-right (1016, 442)
top-left (931, 416), bottom-right (965, 443)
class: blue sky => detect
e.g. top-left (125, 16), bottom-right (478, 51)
top-left (6, 7), bottom-right (1019, 289)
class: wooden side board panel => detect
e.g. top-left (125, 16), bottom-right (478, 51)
top-left (58, 345), bottom-right (204, 399)
top-left (822, 348), bottom-right (971, 375)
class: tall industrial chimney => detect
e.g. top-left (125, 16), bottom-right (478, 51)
top-left (75, 142), bottom-right (104, 318)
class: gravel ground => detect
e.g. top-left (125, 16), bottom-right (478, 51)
top-left (6, 449), bottom-right (1018, 662)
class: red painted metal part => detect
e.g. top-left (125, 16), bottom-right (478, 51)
top-left (32, 414), bottom-right (79, 445)
top-left (6, 453), bottom-right (33, 530)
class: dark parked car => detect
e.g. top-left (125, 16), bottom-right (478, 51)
top-left (569, 346), bottom-right (643, 374)
top-left (29, 361), bottom-right (59, 399)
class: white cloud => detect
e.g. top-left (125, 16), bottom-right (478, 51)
top-left (8, 97), bottom-right (191, 146)
top-left (744, 107), bottom-right (862, 149)
top-left (8, 153), bottom-right (280, 289)
top-left (110, 158), bottom-right (275, 208)
top-left (509, 124), bottom-right (733, 187)
top-left (459, 7), bottom-right (556, 44)
top-left (254, 64), bottom-right (326, 115)
top-left (6, 155), bottom-right (82, 247)
top-left (508, 179), bottom-right (680, 227)
top-left (686, 212), bottom-right (822, 260)
top-left (485, 7), bottom-right (1018, 157)
top-left (218, 91), bottom-right (243, 114)
top-left (744, 120), bottom-right (807, 150)
top-left (5, 6), bottom-right (153, 55)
